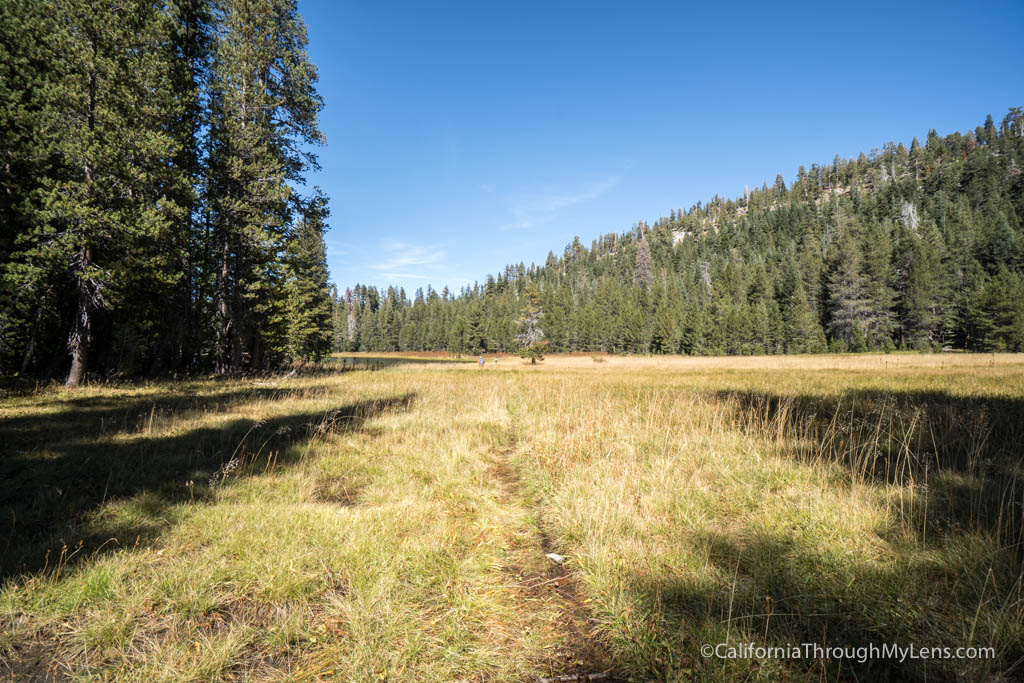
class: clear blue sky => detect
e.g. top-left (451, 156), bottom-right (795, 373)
top-left (299, 0), bottom-right (1024, 297)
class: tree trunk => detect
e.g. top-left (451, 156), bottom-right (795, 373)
top-left (20, 329), bottom-right (36, 376)
top-left (66, 248), bottom-right (93, 389)
top-left (67, 52), bottom-right (97, 389)
top-left (19, 304), bottom-right (44, 376)
top-left (216, 236), bottom-right (232, 373)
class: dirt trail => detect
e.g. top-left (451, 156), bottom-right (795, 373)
top-left (488, 433), bottom-right (621, 682)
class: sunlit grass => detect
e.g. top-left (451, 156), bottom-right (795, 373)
top-left (2, 354), bottom-right (1023, 680)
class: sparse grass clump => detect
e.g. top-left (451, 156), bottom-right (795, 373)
top-left (2, 354), bottom-right (1023, 680)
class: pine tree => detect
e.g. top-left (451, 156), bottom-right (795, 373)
top-left (345, 287), bottom-right (358, 350)
top-left (978, 267), bottom-right (1024, 351)
top-left (465, 307), bottom-right (488, 355)
top-left (634, 233), bottom-right (652, 287)
top-left (781, 273), bottom-right (825, 353)
top-left (12, 0), bottom-right (184, 387)
top-left (516, 282), bottom-right (546, 363)
top-left (860, 220), bottom-right (896, 347)
top-left (286, 189), bottom-right (333, 362)
top-left (0, 0), bottom-right (63, 373)
top-left (650, 299), bottom-right (678, 353)
top-left (825, 229), bottom-right (872, 347)
top-left (206, 0), bottom-right (323, 372)
top-left (162, 0), bottom-right (213, 372)
top-left (896, 221), bottom-right (945, 349)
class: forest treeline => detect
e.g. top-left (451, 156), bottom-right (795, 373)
top-left (3, 3), bottom-right (1022, 384)
top-left (0, 0), bottom-right (334, 386)
top-left (340, 109), bottom-right (1024, 356)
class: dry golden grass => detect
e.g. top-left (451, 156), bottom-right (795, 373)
top-left (2, 353), bottom-right (1023, 680)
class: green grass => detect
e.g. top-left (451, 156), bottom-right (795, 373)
top-left (2, 354), bottom-right (1023, 680)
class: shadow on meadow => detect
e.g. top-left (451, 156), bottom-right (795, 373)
top-left (630, 528), bottom-right (1009, 681)
top-left (717, 388), bottom-right (1024, 555)
top-left (623, 388), bottom-right (1024, 681)
top-left (0, 386), bottom-right (415, 579)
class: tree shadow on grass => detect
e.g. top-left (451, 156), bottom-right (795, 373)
top-left (622, 387), bottom-right (1024, 680)
top-left (714, 388), bottom-right (1024, 556)
top-left (0, 390), bottom-right (415, 579)
top-left (631, 526), bottom-right (1022, 681)
top-left (0, 384), bottom-right (322, 447)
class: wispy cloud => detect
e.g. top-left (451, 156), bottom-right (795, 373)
top-left (502, 175), bottom-right (621, 230)
top-left (366, 240), bottom-right (447, 281)
top-left (378, 272), bottom-right (433, 280)
top-left (324, 239), bottom-right (348, 257)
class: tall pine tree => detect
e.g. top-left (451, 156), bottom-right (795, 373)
top-left (206, 0), bottom-right (323, 372)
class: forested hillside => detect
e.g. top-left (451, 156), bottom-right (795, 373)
top-left (0, 0), bottom-right (334, 386)
top-left (341, 110), bottom-right (1024, 356)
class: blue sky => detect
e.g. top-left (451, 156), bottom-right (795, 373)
top-left (299, 0), bottom-right (1024, 296)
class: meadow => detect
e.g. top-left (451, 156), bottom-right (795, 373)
top-left (2, 354), bottom-right (1023, 681)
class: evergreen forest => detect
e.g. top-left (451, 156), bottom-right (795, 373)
top-left (339, 110), bottom-right (1024, 357)
top-left (0, 0), bottom-right (334, 386)
top-left (2, 1), bottom-right (1022, 384)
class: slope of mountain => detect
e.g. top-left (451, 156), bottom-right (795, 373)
top-left (340, 109), bottom-right (1024, 355)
